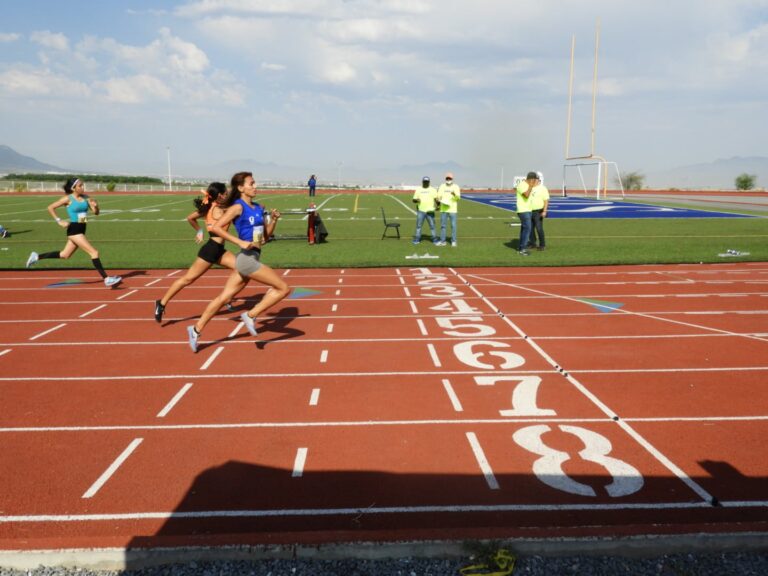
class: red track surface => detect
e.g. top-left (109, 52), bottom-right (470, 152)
top-left (1, 264), bottom-right (767, 552)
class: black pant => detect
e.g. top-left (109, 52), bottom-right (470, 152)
top-left (530, 209), bottom-right (545, 247)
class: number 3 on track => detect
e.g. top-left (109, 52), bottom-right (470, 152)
top-left (513, 425), bottom-right (643, 497)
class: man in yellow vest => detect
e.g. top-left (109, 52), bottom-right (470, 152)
top-left (515, 172), bottom-right (536, 255)
top-left (436, 172), bottom-right (461, 247)
top-left (529, 171), bottom-right (550, 250)
top-left (412, 176), bottom-right (439, 244)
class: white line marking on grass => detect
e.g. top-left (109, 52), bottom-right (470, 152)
top-left (326, 323), bottom-right (334, 334)
top-left (0, 349), bottom-right (11, 358)
top-left (442, 379), bottom-right (463, 412)
top-left (200, 347), bottom-right (224, 370)
top-left (82, 438), bottom-right (143, 499)
top-left (309, 388), bottom-right (320, 406)
top-left (157, 383), bottom-right (194, 418)
top-left (427, 343), bottom-right (441, 367)
top-left (466, 432), bottom-right (499, 490)
top-left (416, 319), bottom-right (428, 336)
top-left (79, 305), bottom-right (106, 318)
top-left (144, 279), bottom-right (162, 287)
top-left (29, 323), bottom-right (66, 341)
top-left (292, 447), bottom-right (309, 477)
top-left (116, 290), bottom-right (138, 300)
top-left (409, 301), bottom-right (418, 314)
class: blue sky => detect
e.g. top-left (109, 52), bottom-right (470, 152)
top-left (1, 0), bottom-right (767, 186)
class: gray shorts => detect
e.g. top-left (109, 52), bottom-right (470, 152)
top-left (235, 248), bottom-right (262, 276)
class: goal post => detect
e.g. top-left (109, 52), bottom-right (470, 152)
top-left (562, 160), bottom-right (624, 199)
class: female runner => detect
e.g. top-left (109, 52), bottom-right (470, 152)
top-left (26, 177), bottom-right (121, 287)
top-left (187, 171), bottom-right (290, 352)
top-left (154, 182), bottom-right (238, 322)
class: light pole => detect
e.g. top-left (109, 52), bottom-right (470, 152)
top-left (166, 146), bottom-right (173, 192)
top-left (337, 161), bottom-right (343, 190)
top-left (500, 166), bottom-right (505, 190)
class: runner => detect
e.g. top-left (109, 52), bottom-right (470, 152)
top-left (25, 177), bottom-right (121, 287)
top-left (186, 172), bottom-right (290, 352)
top-left (154, 182), bottom-right (238, 323)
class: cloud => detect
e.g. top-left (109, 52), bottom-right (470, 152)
top-left (0, 68), bottom-right (90, 97)
top-left (96, 74), bottom-right (172, 104)
top-left (30, 30), bottom-right (69, 51)
top-left (0, 32), bottom-right (21, 43)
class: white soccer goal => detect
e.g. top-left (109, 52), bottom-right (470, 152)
top-left (561, 160), bottom-right (624, 199)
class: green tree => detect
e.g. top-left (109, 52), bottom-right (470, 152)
top-left (616, 171), bottom-right (645, 191)
top-left (735, 173), bottom-right (756, 190)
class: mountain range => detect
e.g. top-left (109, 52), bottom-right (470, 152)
top-left (1, 145), bottom-right (765, 189)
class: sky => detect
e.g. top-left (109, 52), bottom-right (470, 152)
top-left (1, 0), bottom-right (767, 186)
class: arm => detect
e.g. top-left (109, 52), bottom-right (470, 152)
top-left (186, 210), bottom-right (205, 243)
top-left (266, 208), bottom-right (281, 238)
top-left (47, 196), bottom-right (70, 228)
top-left (210, 204), bottom-right (253, 250)
top-left (542, 198), bottom-right (549, 217)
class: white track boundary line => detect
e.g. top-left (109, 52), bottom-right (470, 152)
top-left (28, 323), bottom-right (66, 341)
top-left (156, 383), bottom-right (193, 418)
top-left (82, 438), bottom-right (143, 499)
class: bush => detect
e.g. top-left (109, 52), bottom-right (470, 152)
top-left (14, 182), bottom-right (27, 192)
top-left (106, 182), bottom-right (116, 192)
top-left (735, 173), bottom-right (756, 190)
top-left (616, 171), bottom-right (645, 190)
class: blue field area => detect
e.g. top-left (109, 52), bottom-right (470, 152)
top-left (464, 194), bottom-right (754, 219)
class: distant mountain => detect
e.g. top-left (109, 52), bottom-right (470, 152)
top-left (646, 156), bottom-right (768, 189)
top-left (0, 145), bottom-right (69, 174)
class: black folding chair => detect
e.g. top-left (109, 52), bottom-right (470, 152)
top-left (381, 207), bottom-right (400, 239)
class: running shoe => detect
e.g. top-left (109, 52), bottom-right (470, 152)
top-left (104, 275), bottom-right (122, 288)
top-left (187, 325), bottom-right (198, 353)
top-left (518, 250), bottom-right (530, 256)
top-left (451, 241), bottom-right (457, 247)
top-left (240, 312), bottom-right (258, 336)
top-left (154, 300), bottom-right (165, 323)
top-left (25, 251), bottom-right (39, 268)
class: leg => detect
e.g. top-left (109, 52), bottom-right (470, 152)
top-left (518, 212), bottom-right (532, 252)
top-left (413, 211), bottom-right (426, 243)
top-left (439, 212), bottom-right (447, 243)
top-left (194, 271), bottom-right (248, 334)
top-left (243, 264), bottom-right (291, 320)
top-left (449, 212), bottom-right (457, 245)
top-left (530, 210), bottom-right (541, 248)
top-left (426, 212), bottom-right (437, 242)
top-left (160, 258), bottom-right (212, 306)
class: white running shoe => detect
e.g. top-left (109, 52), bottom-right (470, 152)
top-left (451, 241), bottom-right (457, 247)
top-left (104, 275), bottom-right (122, 287)
top-left (187, 325), bottom-right (198, 353)
top-left (240, 312), bottom-right (258, 336)
top-left (26, 251), bottom-right (39, 268)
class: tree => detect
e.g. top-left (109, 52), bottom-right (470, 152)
top-left (616, 171), bottom-right (645, 191)
top-left (735, 173), bottom-right (756, 191)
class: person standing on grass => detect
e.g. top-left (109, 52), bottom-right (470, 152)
top-left (25, 177), bottom-right (122, 287)
top-left (436, 172), bottom-right (461, 247)
top-left (528, 172), bottom-right (549, 251)
top-left (515, 172), bottom-right (536, 255)
top-left (308, 174), bottom-right (317, 197)
top-left (187, 171), bottom-right (290, 353)
top-left (154, 182), bottom-right (238, 323)
top-left (411, 176), bottom-right (439, 245)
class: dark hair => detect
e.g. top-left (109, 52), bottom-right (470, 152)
top-left (230, 171), bottom-right (253, 193)
top-left (63, 177), bottom-right (81, 194)
top-left (193, 181), bottom-right (229, 214)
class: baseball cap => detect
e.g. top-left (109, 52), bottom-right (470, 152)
top-left (445, 172), bottom-right (454, 180)
top-left (422, 176), bottom-right (430, 183)
top-left (526, 171), bottom-right (538, 180)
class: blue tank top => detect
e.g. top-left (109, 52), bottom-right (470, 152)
top-left (233, 199), bottom-right (266, 242)
top-left (66, 195), bottom-right (89, 223)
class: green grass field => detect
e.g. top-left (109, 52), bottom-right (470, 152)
top-left (1, 191), bottom-right (766, 269)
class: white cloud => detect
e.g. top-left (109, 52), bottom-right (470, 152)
top-left (96, 74), bottom-right (172, 104)
top-left (0, 32), bottom-right (21, 43)
top-left (261, 62), bottom-right (286, 71)
top-left (0, 68), bottom-right (90, 97)
top-left (30, 30), bottom-right (69, 51)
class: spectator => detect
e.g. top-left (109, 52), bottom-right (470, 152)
top-left (412, 176), bottom-right (439, 244)
top-left (308, 174), bottom-right (317, 197)
top-left (436, 172), bottom-right (461, 247)
top-left (515, 172), bottom-right (536, 255)
top-left (528, 172), bottom-right (550, 251)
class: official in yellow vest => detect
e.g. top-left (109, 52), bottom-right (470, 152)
top-left (436, 172), bottom-right (461, 247)
top-left (412, 176), bottom-right (439, 244)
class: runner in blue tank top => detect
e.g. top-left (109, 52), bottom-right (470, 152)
top-left (186, 171), bottom-right (291, 352)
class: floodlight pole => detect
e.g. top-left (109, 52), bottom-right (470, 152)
top-left (166, 146), bottom-right (173, 192)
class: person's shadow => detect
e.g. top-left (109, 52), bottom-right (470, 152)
top-left (255, 306), bottom-right (307, 349)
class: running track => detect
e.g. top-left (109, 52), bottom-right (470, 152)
top-left (1, 264), bottom-right (767, 553)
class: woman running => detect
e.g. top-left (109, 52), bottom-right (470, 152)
top-left (187, 171), bottom-right (290, 352)
top-left (26, 177), bottom-right (121, 287)
top-left (154, 182), bottom-right (238, 323)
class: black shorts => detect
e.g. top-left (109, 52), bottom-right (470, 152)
top-left (197, 238), bottom-right (227, 264)
top-left (66, 222), bottom-right (86, 236)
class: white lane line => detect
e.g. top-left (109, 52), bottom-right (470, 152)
top-left (335, 289), bottom-right (341, 296)
top-left (82, 438), bottom-right (143, 499)
top-left (409, 301), bottom-right (418, 314)
top-left (157, 383), bottom-right (194, 418)
top-left (341, 269), bottom-right (345, 274)
top-left (427, 343), bottom-right (441, 367)
top-left (326, 323), bottom-right (334, 334)
top-left (144, 278), bottom-right (162, 287)
top-left (320, 350), bottom-right (328, 363)
top-left (79, 305), bottom-right (106, 318)
top-left (338, 278), bottom-right (343, 284)
top-left (331, 304), bottom-right (338, 312)
top-left (309, 388), bottom-right (320, 406)
top-left (29, 323), bottom-right (66, 341)
top-left (283, 269), bottom-right (291, 276)
top-left (399, 277), bottom-right (405, 285)
top-left (166, 270), bottom-right (182, 277)
top-left (292, 447), bottom-right (308, 477)
top-left (442, 379), bottom-right (463, 412)
top-left (416, 319), bottom-right (428, 336)
top-left (465, 432), bottom-right (499, 490)
top-left (229, 323), bottom-right (244, 338)
top-left (0, 349), bottom-right (11, 358)
top-left (200, 347), bottom-right (224, 371)
top-left (116, 290), bottom-right (138, 301)
top-left (404, 287), bottom-right (412, 298)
